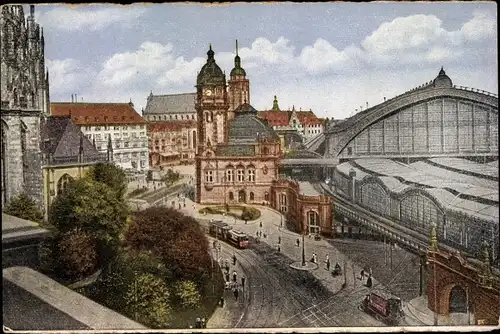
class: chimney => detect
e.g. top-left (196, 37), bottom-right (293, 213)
top-left (30, 5), bottom-right (35, 18)
top-left (384, 97), bottom-right (386, 102)
top-left (366, 102), bottom-right (369, 108)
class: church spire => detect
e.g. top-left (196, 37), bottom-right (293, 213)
top-left (236, 39), bottom-right (239, 56)
top-left (272, 95), bottom-right (280, 111)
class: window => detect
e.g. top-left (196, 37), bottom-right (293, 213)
top-left (132, 152), bottom-right (138, 157)
top-left (86, 134), bottom-right (91, 140)
top-left (123, 126), bottom-right (128, 130)
top-left (400, 194), bottom-right (443, 237)
top-left (192, 115), bottom-right (195, 120)
top-left (133, 143), bottom-right (138, 148)
top-left (140, 160), bottom-right (145, 168)
top-left (114, 126), bottom-right (120, 130)
top-left (205, 170), bottom-right (214, 183)
top-left (181, 115), bottom-right (184, 120)
top-left (142, 142), bottom-right (147, 147)
top-left (131, 161), bottom-right (137, 168)
top-left (229, 192), bottom-right (234, 200)
top-left (249, 192), bottom-right (254, 201)
top-left (116, 143), bottom-right (121, 149)
top-left (104, 125), bottom-right (108, 130)
top-left (114, 133), bottom-right (120, 137)
top-left (175, 115), bottom-right (178, 120)
top-left (95, 134), bottom-right (102, 140)
top-left (97, 145), bottom-right (102, 150)
top-left (140, 132), bottom-right (145, 136)
top-left (57, 174), bottom-right (73, 195)
top-left (140, 151), bottom-right (146, 156)
top-left (131, 126), bottom-right (136, 130)
top-left (237, 169), bottom-right (244, 182)
top-left (132, 133), bottom-right (137, 138)
top-left (95, 126), bottom-right (101, 131)
top-left (247, 169), bottom-right (255, 182)
top-left (361, 182), bottom-right (389, 215)
top-left (124, 142), bottom-right (129, 148)
top-left (264, 192), bottom-right (269, 202)
top-left (20, 123), bottom-right (27, 183)
top-left (226, 169), bottom-right (233, 182)
top-left (123, 133), bottom-right (129, 137)
top-left (279, 193), bottom-right (287, 212)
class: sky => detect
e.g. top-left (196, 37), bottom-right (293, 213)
top-left (32, 2), bottom-right (497, 119)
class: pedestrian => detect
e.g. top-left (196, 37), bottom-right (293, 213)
top-left (296, 239), bottom-right (300, 247)
top-left (241, 276), bottom-right (245, 287)
top-left (232, 270), bottom-right (237, 282)
top-left (360, 269), bottom-right (365, 281)
top-left (256, 231), bottom-right (259, 237)
top-left (277, 244), bottom-right (281, 252)
top-left (195, 318), bottom-right (201, 328)
top-left (259, 221), bottom-right (263, 228)
top-left (220, 296), bottom-right (225, 307)
top-left (213, 240), bottom-right (217, 249)
top-left (325, 254), bottom-right (330, 264)
top-left (326, 258), bottom-right (331, 271)
top-left (366, 275), bottom-right (373, 288)
top-left (263, 233), bottom-right (267, 238)
top-left (278, 236), bottom-right (281, 244)
top-left (234, 288), bottom-right (239, 301)
top-left (225, 272), bottom-right (230, 282)
top-left (201, 318), bottom-right (206, 328)
top-left (233, 254), bottom-right (237, 265)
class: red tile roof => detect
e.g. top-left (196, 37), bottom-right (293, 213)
top-left (50, 102), bottom-right (146, 125)
top-left (258, 110), bottom-right (323, 126)
top-left (147, 121), bottom-right (197, 132)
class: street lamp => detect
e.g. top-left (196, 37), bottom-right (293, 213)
top-left (429, 222), bottom-right (439, 326)
top-left (301, 232), bottom-right (306, 266)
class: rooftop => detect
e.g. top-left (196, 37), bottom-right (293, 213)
top-left (50, 102), bottom-right (146, 125)
top-left (298, 182), bottom-right (321, 196)
top-left (144, 92), bottom-right (196, 115)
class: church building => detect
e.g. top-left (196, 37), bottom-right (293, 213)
top-left (194, 43), bottom-right (332, 235)
top-left (1, 5), bottom-right (50, 208)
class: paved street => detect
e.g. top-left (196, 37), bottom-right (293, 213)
top-left (127, 175), bottom-right (427, 328)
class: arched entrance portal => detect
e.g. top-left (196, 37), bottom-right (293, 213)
top-left (307, 210), bottom-right (320, 234)
top-left (449, 286), bottom-right (467, 313)
top-left (238, 190), bottom-right (246, 203)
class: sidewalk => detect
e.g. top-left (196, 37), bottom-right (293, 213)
top-left (403, 295), bottom-right (475, 326)
top-left (179, 199), bottom-right (380, 297)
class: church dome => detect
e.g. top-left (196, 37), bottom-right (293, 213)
top-left (228, 105), bottom-right (280, 143)
top-left (433, 67), bottom-right (453, 88)
top-left (197, 44), bottom-right (225, 86)
top-left (230, 56), bottom-right (246, 77)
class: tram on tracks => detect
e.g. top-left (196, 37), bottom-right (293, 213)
top-left (208, 220), bottom-right (249, 249)
top-left (360, 290), bottom-right (405, 325)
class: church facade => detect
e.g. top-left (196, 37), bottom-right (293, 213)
top-left (194, 43), bottom-right (332, 235)
top-left (1, 5), bottom-right (49, 208)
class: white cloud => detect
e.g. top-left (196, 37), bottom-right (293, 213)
top-left (460, 10), bottom-right (497, 41)
top-left (46, 58), bottom-right (94, 97)
top-left (47, 10), bottom-right (497, 118)
top-left (36, 5), bottom-right (147, 31)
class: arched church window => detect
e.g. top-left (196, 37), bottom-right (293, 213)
top-left (1, 121), bottom-right (8, 206)
top-left (20, 121), bottom-right (28, 184)
top-left (229, 192), bottom-right (234, 201)
top-left (57, 174), bottom-right (73, 195)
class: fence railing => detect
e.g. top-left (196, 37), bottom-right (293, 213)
top-left (44, 153), bottom-right (108, 166)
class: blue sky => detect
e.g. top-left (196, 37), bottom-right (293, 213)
top-left (33, 2), bottom-right (497, 119)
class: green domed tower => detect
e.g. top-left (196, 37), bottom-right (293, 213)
top-left (228, 40), bottom-right (250, 115)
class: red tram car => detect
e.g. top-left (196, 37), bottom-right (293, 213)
top-left (208, 220), bottom-right (249, 249)
top-left (360, 290), bottom-right (405, 325)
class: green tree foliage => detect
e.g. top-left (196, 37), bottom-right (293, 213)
top-left (86, 163), bottom-right (127, 199)
top-left (173, 280), bottom-right (201, 309)
top-left (4, 193), bottom-right (43, 224)
top-left (57, 228), bottom-right (98, 280)
top-left (48, 177), bottom-right (129, 264)
top-left (124, 206), bottom-right (211, 282)
top-left (125, 273), bottom-right (172, 328)
top-left (241, 206), bottom-right (260, 221)
top-left (161, 168), bottom-right (180, 186)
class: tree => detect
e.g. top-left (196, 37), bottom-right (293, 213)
top-left (48, 177), bottom-right (129, 264)
top-left (4, 193), bottom-right (43, 224)
top-left (57, 228), bottom-right (98, 280)
top-left (125, 273), bottom-right (172, 328)
top-left (124, 206), bottom-right (211, 282)
top-left (173, 280), bottom-right (201, 309)
top-left (161, 168), bottom-right (180, 187)
top-left (86, 163), bottom-right (127, 199)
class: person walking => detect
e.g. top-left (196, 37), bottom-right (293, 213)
top-left (201, 318), bottom-right (206, 328)
top-left (360, 269), bottom-right (365, 282)
top-left (225, 272), bottom-right (230, 282)
top-left (259, 221), bottom-right (263, 228)
top-left (366, 274), bottom-right (373, 288)
top-left (296, 238), bottom-right (300, 247)
top-left (233, 254), bottom-right (237, 265)
top-left (277, 244), bottom-right (281, 252)
top-left (220, 296), bottom-right (225, 307)
top-left (232, 270), bottom-right (237, 282)
top-left (233, 288), bottom-right (239, 301)
top-left (278, 236), bottom-right (281, 244)
top-left (326, 258), bottom-right (331, 271)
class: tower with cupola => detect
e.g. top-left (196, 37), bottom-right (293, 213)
top-left (228, 40), bottom-right (250, 119)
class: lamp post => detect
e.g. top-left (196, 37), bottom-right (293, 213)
top-left (301, 233), bottom-right (306, 266)
top-left (430, 223), bottom-right (438, 326)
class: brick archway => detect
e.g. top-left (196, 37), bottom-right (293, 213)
top-left (439, 283), bottom-right (469, 315)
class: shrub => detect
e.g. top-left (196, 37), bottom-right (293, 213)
top-left (124, 207), bottom-right (211, 282)
top-left (241, 206), bottom-right (261, 221)
top-left (173, 280), bottom-right (201, 309)
top-left (4, 193), bottom-right (43, 224)
top-left (57, 228), bottom-right (98, 280)
top-left (125, 273), bottom-right (172, 328)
